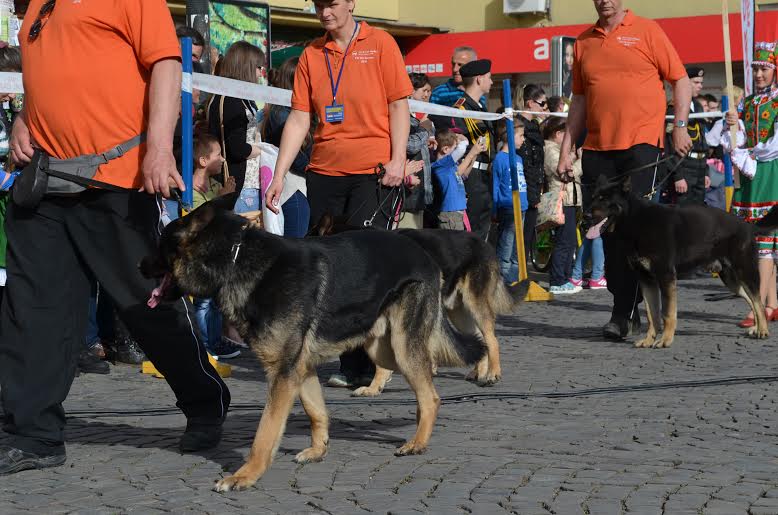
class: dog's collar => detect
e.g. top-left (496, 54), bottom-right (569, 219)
top-left (230, 224), bottom-right (250, 265)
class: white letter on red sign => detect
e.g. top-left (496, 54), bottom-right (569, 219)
top-left (534, 39), bottom-right (549, 61)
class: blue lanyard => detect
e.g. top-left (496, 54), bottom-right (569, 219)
top-left (324, 22), bottom-right (359, 104)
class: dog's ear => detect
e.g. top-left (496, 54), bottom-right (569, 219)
top-left (622, 175), bottom-right (632, 193)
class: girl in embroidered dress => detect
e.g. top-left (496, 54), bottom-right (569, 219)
top-left (723, 42), bottom-right (778, 327)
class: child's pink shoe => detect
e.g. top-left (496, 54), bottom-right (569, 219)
top-left (587, 277), bottom-right (607, 290)
top-left (569, 277), bottom-right (583, 288)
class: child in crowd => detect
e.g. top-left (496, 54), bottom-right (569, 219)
top-left (431, 129), bottom-right (486, 230)
top-left (543, 116), bottom-right (587, 294)
top-left (193, 133), bottom-right (235, 208)
top-left (191, 133), bottom-right (241, 360)
top-left (492, 120), bottom-right (527, 284)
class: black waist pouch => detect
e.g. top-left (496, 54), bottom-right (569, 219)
top-left (12, 150), bottom-right (49, 209)
top-left (11, 134), bottom-right (145, 209)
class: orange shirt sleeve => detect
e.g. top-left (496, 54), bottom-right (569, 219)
top-left (378, 31), bottom-right (413, 103)
top-left (123, 0), bottom-right (181, 70)
top-left (291, 48), bottom-right (313, 113)
top-left (647, 21), bottom-right (687, 83)
top-left (572, 39), bottom-right (585, 96)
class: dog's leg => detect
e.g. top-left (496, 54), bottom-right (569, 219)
top-left (475, 317), bottom-right (501, 386)
top-left (214, 374), bottom-right (299, 493)
top-left (394, 370), bottom-right (441, 456)
top-left (352, 366), bottom-right (393, 397)
top-left (295, 372), bottom-right (330, 464)
top-left (720, 265), bottom-right (769, 339)
top-left (653, 275), bottom-right (677, 348)
top-left (635, 279), bottom-right (660, 348)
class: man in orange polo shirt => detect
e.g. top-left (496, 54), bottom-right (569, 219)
top-left (557, 0), bottom-right (693, 340)
top-left (0, 0), bottom-right (230, 475)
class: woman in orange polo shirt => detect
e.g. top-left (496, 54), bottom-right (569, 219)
top-left (265, 0), bottom-right (412, 388)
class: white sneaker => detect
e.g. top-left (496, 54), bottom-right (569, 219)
top-left (549, 282), bottom-right (583, 295)
top-left (326, 373), bottom-right (353, 387)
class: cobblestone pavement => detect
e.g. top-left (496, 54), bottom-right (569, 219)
top-left (4, 278), bottom-right (778, 514)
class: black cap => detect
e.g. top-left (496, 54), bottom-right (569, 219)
top-left (459, 59), bottom-right (492, 78)
top-left (686, 66), bottom-right (705, 79)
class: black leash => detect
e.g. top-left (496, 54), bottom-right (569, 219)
top-left (344, 163), bottom-right (405, 229)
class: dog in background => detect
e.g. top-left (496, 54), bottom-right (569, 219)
top-left (140, 194), bottom-right (487, 492)
top-left (313, 214), bottom-right (528, 393)
top-left (589, 175), bottom-right (778, 348)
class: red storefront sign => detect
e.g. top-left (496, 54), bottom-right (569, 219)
top-left (402, 12), bottom-right (778, 77)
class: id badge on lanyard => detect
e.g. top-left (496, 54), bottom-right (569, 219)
top-left (324, 22), bottom-right (359, 124)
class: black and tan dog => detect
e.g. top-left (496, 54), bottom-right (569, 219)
top-left (589, 175), bottom-right (778, 348)
top-left (313, 214), bottom-right (529, 392)
top-left (140, 194), bottom-right (486, 492)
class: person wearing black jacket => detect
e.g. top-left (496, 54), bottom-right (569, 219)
top-left (516, 84), bottom-right (549, 259)
top-left (207, 42), bottom-right (266, 200)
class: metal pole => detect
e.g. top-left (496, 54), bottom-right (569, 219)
top-left (502, 79), bottom-right (528, 282)
top-left (181, 37), bottom-right (194, 210)
top-left (722, 95), bottom-right (734, 212)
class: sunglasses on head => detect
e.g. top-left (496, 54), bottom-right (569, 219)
top-left (28, 0), bottom-right (56, 41)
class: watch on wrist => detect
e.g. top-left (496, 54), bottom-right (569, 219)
top-left (675, 120), bottom-right (688, 129)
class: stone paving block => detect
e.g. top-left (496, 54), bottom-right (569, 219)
top-left (702, 499), bottom-right (750, 515)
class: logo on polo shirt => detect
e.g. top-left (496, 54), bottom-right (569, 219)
top-left (616, 36), bottom-right (641, 48)
top-left (352, 49), bottom-right (378, 63)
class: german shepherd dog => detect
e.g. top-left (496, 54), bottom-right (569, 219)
top-left (140, 194), bottom-right (487, 492)
top-left (313, 214), bottom-right (529, 392)
top-left (589, 175), bottom-right (778, 348)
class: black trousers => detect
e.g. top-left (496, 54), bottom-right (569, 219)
top-left (464, 169), bottom-right (492, 241)
top-left (549, 206), bottom-right (578, 287)
top-left (307, 172), bottom-right (390, 231)
top-left (581, 144), bottom-right (661, 320)
top-left (522, 207), bottom-right (539, 262)
top-left (0, 191), bottom-right (230, 454)
top-left (306, 172), bottom-right (391, 380)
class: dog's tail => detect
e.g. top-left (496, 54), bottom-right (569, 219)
top-left (755, 206), bottom-right (778, 234)
top-left (493, 278), bottom-right (530, 315)
top-left (431, 316), bottom-right (487, 367)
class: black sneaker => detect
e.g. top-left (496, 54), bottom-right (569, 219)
top-left (77, 348), bottom-right (109, 375)
top-left (0, 445), bottom-right (66, 475)
top-left (116, 337), bottom-right (146, 365)
top-left (603, 312), bottom-right (641, 340)
top-left (207, 338), bottom-right (241, 360)
top-left (179, 419), bottom-right (223, 452)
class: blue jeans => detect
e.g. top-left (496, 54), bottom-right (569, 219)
top-left (572, 236), bottom-right (605, 281)
top-left (193, 297), bottom-right (222, 352)
top-left (282, 190), bottom-right (310, 238)
top-left (495, 208), bottom-right (520, 284)
top-left (234, 188), bottom-right (260, 214)
top-left (86, 283), bottom-right (114, 349)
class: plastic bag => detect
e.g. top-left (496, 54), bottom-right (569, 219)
top-left (257, 142), bottom-right (284, 236)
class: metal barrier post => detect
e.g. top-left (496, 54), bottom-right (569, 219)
top-left (181, 37), bottom-right (194, 210)
top-left (502, 79), bottom-right (551, 301)
top-left (721, 95), bottom-right (734, 212)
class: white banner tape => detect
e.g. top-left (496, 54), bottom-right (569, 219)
top-left (0, 71), bottom-right (727, 122)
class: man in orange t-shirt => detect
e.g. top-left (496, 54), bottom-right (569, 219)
top-left (0, 0), bottom-right (230, 475)
top-left (556, 0), bottom-right (693, 341)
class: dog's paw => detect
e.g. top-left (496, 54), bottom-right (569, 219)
top-left (634, 337), bottom-right (655, 348)
top-left (394, 441), bottom-right (427, 456)
top-left (465, 369), bottom-right (478, 382)
top-left (652, 337), bottom-right (673, 349)
top-left (294, 446), bottom-right (327, 464)
top-left (351, 386), bottom-right (382, 397)
top-left (431, 363), bottom-right (438, 376)
top-left (747, 326), bottom-right (769, 339)
top-left (476, 374), bottom-right (500, 387)
top-left (214, 474), bottom-right (257, 493)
